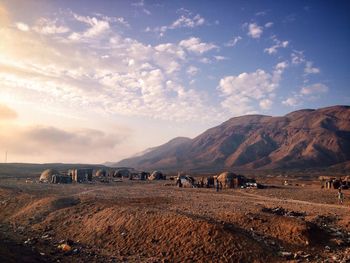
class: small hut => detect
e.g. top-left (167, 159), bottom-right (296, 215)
top-left (140, 171), bottom-right (150, 180)
top-left (69, 168), bottom-right (93, 182)
top-left (95, 169), bottom-right (107, 177)
top-left (51, 175), bottom-right (72, 184)
top-left (217, 172), bottom-right (247, 189)
top-left (39, 169), bottom-right (60, 183)
top-left (149, 170), bottom-right (166, 180)
top-left (114, 169), bottom-right (131, 178)
top-left (176, 175), bottom-right (196, 188)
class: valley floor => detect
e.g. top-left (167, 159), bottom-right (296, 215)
top-left (0, 176), bottom-right (350, 262)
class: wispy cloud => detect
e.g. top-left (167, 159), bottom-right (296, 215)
top-left (264, 22), bottom-right (273, 28)
top-left (304, 61), bottom-right (320, 74)
top-left (68, 13), bottom-right (110, 41)
top-left (33, 18), bottom-right (70, 35)
top-left (300, 83), bottom-right (328, 95)
top-left (282, 83), bottom-right (328, 107)
top-left (214, 55), bottom-right (228, 61)
top-left (186, 65), bottom-right (199, 76)
top-left (149, 12), bottom-right (205, 36)
top-left (131, 0), bottom-right (151, 15)
top-left (224, 36), bottom-right (242, 47)
top-left (264, 36), bottom-right (289, 55)
top-left (291, 50), bottom-right (305, 64)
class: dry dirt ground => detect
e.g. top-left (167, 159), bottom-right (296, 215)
top-left (0, 176), bottom-right (350, 262)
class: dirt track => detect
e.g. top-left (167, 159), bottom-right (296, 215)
top-left (0, 177), bottom-right (350, 262)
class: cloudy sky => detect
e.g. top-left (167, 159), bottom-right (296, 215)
top-left (0, 0), bottom-right (349, 163)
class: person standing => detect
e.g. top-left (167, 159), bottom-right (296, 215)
top-left (338, 187), bottom-right (344, 204)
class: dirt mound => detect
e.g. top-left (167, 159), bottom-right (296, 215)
top-left (32, 201), bottom-right (276, 262)
top-left (222, 210), bottom-right (328, 247)
top-left (10, 197), bottom-right (80, 225)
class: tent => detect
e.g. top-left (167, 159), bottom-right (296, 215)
top-left (51, 175), bottom-right (72, 184)
top-left (114, 169), bottom-right (130, 178)
top-left (39, 169), bottom-right (60, 183)
top-left (95, 169), bottom-right (107, 177)
top-left (217, 172), bottom-right (247, 189)
top-left (149, 170), bottom-right (166, 180)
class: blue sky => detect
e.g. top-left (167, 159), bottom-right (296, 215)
top-left (0, 0), bottom-right (349, 163)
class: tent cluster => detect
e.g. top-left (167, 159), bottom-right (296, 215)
top-left (39, 168), bottom-right (166, 184)
top-left (320, 176), bottom-right (350, 189)
top-left (174, 171), bottom-right (261, 189)
top-left (40, 168), bottom-right (93, 184)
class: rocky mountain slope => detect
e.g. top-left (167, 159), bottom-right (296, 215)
top-left (116, 106), bottom-right (350, 171)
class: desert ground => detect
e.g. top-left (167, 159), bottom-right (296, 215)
top-left (0, 174), bottom-right (350, 263)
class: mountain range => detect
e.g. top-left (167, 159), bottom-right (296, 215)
top-left (115, 106), bottom-right (350, 172)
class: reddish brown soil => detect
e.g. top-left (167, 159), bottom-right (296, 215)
top-left (0, 177), bottom-right (350, 262)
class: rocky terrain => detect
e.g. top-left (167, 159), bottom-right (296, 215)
top-left (116, 106), bottom-right (350, 171)
top-left (0, 175), bottom-right (350, 262)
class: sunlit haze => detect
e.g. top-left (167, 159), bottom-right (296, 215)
top-left (0, 0), bottom-right (349, 163)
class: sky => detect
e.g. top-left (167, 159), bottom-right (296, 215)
top-left (0, 0), bottom-right (349, 164)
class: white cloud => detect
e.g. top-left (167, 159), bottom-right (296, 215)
top-left (68, 13), bottom-right (110, 41)
top-left (199, 57), bottom-right (211, 64)
top-left (225, 36), bottom-right (242, 47)
top-left (304, 61), bottom-right (320, 74)
top-left (300, 83), bottom-right (328, 95)
top-left (179, 37), bottom-right (217, 54)
top-left (108, 16), bottom-right (130, 27)
top-left (265, 22), bottom-right (273, 28)
top-left (291, 50), bottom-right (305, 64)
top-left (247, 23), bottom-right (263, 39)
top-left (214, 55), bottom-right (228, 61)
top-left (218, 62), bottom-right (288, 114)
top-left (1, 17), bottom-right (222, 123)
top-left (16, 22), bottom-right (29, 31)
top-left (264, 37), bottom-right (289, 55)
top-left (282, 97), bottom-right (300, 107)
top-left (150, 13), bottom-right (205, 36)
top-left (171, 14), bottom-right (205, 28)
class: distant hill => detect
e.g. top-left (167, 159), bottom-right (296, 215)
top-left (0, 163), bottom-right (107, 178)
top-left (115, 105), bottom-right (350, 172)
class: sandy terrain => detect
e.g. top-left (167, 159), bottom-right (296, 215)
top-left (0, 176), bottom-right (350, 262)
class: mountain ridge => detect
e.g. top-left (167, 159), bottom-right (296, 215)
top-left (115, 105), bottom-right (350, 172)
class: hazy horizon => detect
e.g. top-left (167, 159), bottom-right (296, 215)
top-left (0, 0), bottom-right (349, 163)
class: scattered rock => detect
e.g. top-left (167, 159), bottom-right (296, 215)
top-left (262, 207), bottom-right (305, 217)
top-left (280, 251), bottom-right (292, 258)
top-left (58, 244), bottom-right (72, 252)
